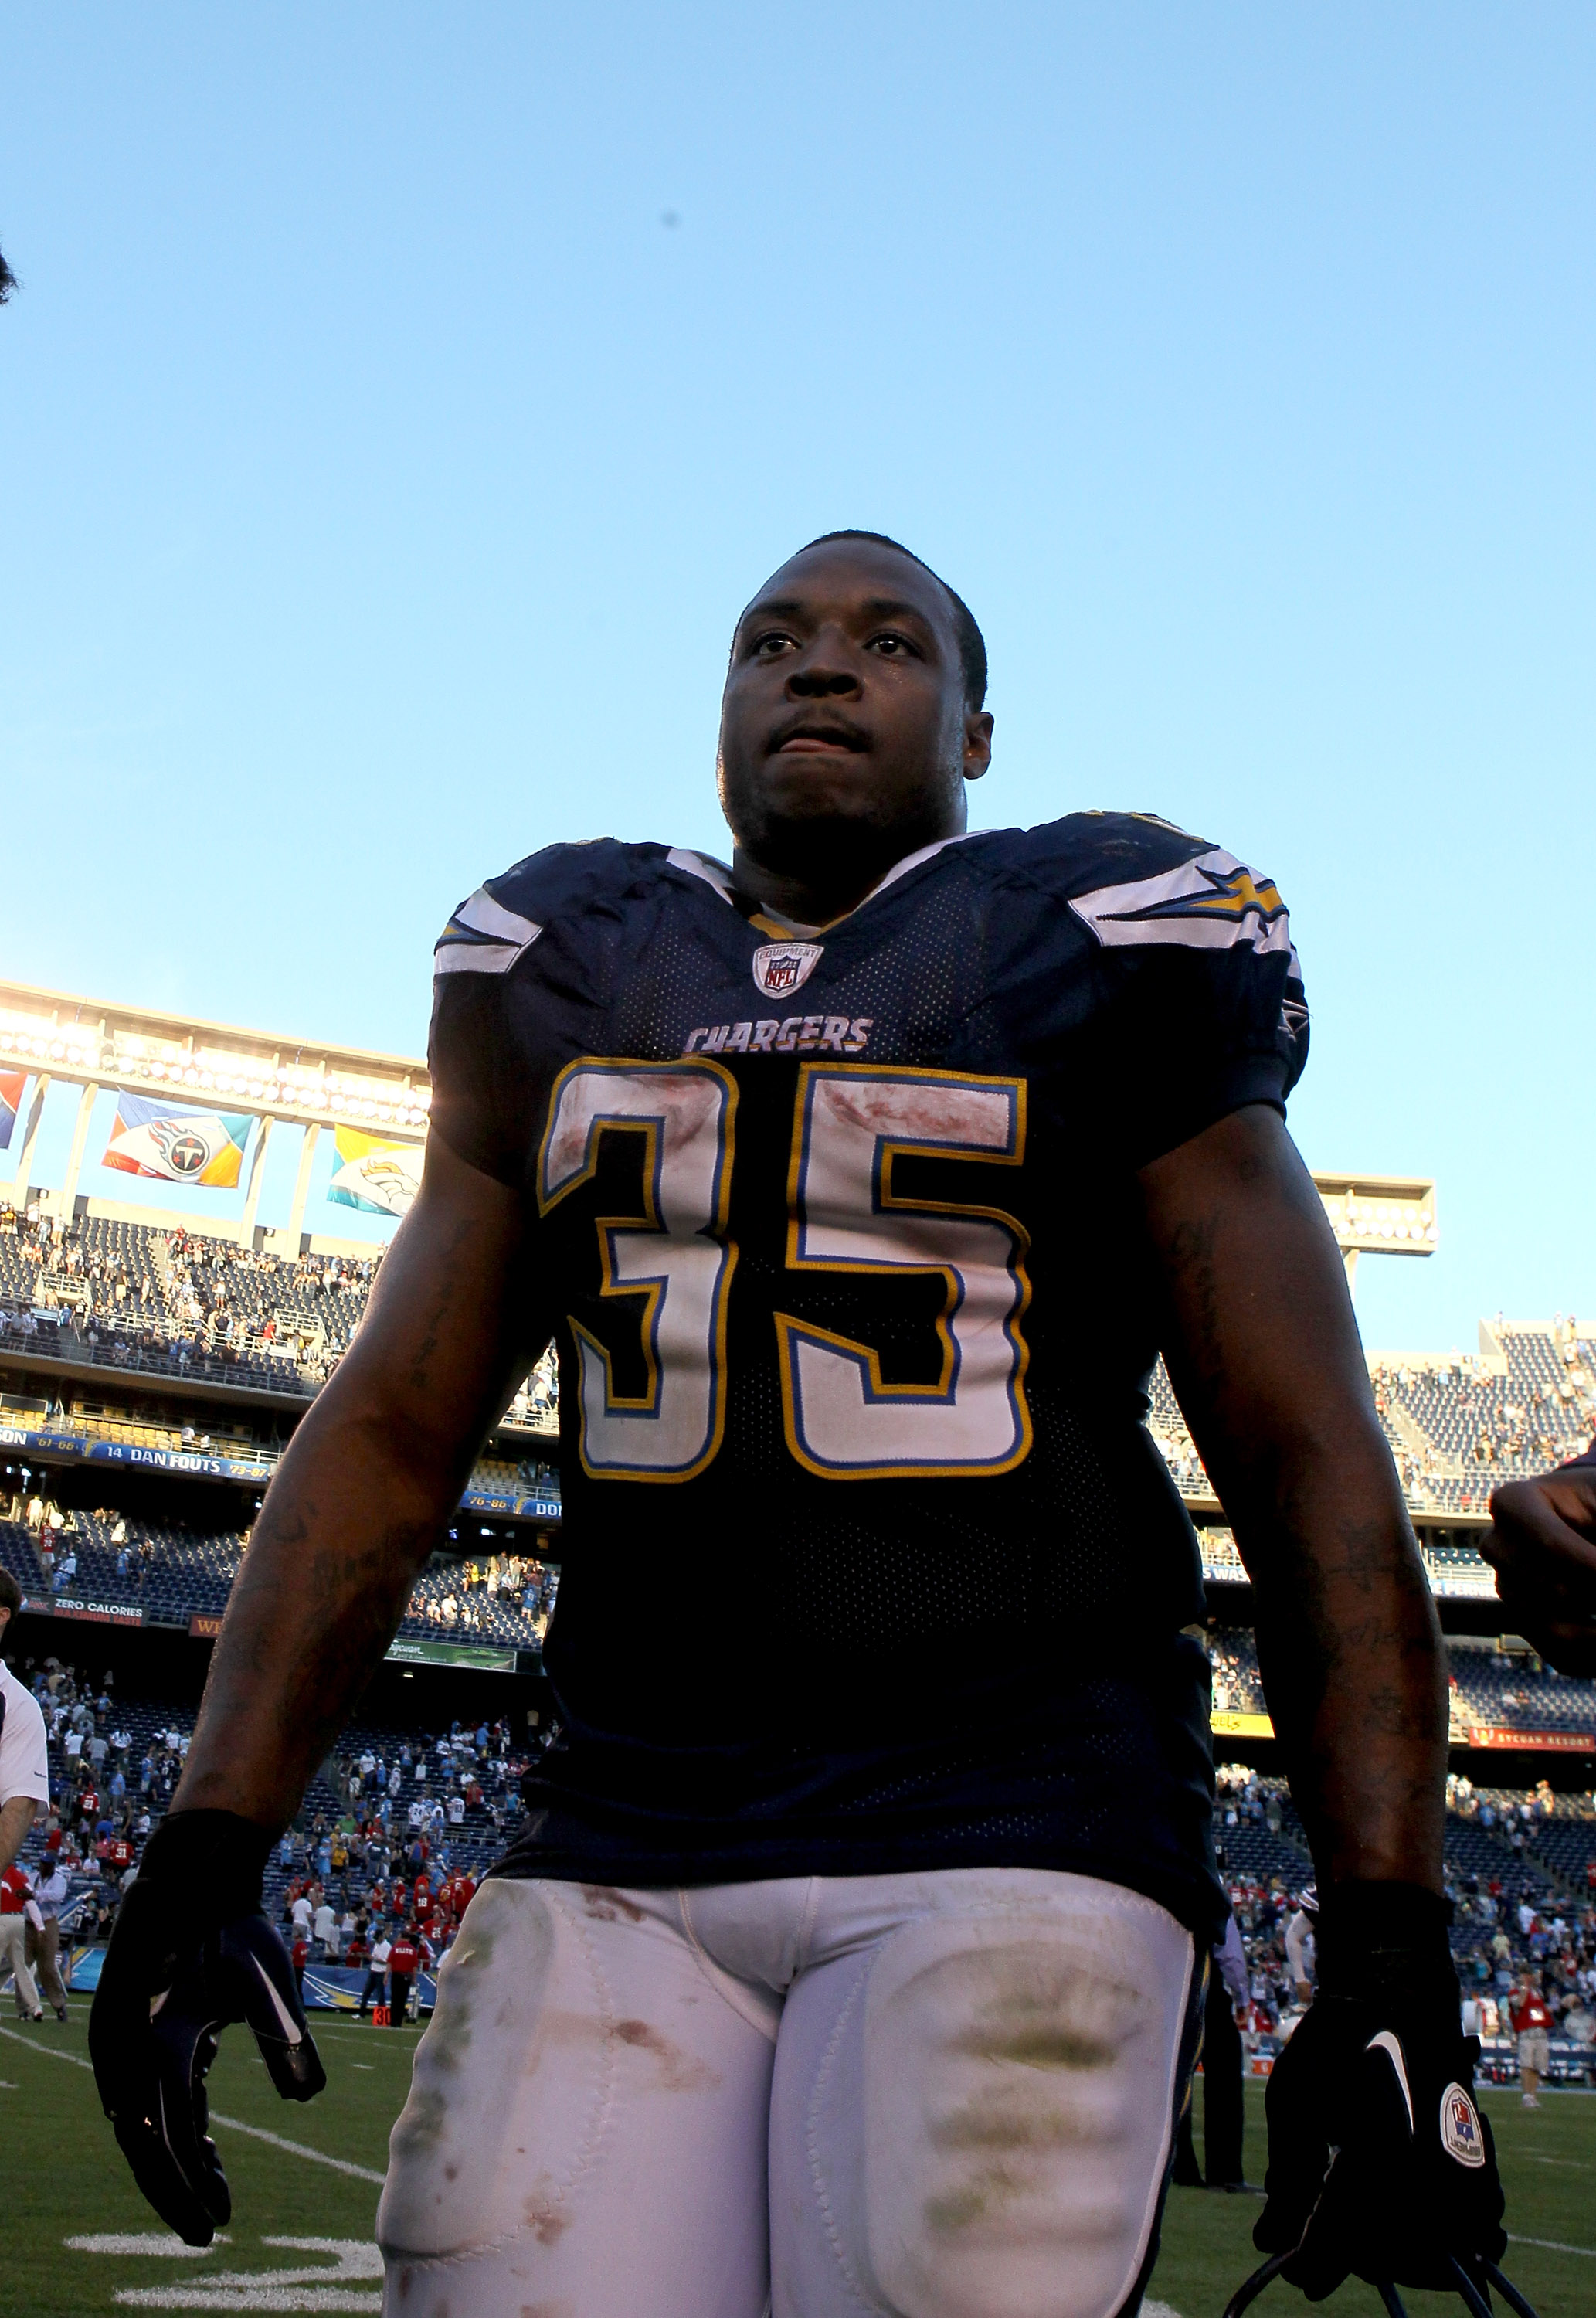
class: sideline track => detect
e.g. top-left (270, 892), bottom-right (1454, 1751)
top-left (0, 2024), bottom-right (387, 2185)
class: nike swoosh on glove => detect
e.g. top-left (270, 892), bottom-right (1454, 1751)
top-left (1255, 1883), bottom-right (1506, 2299)
top-left (90, 1810), bottom-right (327, 2246)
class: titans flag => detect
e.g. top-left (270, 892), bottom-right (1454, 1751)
top-left (102, 1093), bottom-right (253, 1188)
top-left (327, 1126), bottom-right (423, 1218)
top-left (0, 1071), bottom-right (25, 1149)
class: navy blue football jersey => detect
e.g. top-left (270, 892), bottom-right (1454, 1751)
top-left (428, 814), bottom-right (1308, 1929)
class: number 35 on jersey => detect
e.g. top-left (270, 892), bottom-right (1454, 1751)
top-left (538, 1059), bottom-right (1034, 1484)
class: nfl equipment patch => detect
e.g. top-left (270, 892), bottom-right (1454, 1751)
top-left (1441, 2082), bottom-right (1486, 2167)
top-left (752, 941), bottom-right (823, 998)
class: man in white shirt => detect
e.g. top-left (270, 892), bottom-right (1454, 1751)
top-left (0, 1571), bottom-right (53, 2012)
top-left (358, 1932), bottom-right (392, 2020)
top-left (290, 1890), bottom-right (314, 1938)
top-left (312, 1898), bottom-right (338, 1958)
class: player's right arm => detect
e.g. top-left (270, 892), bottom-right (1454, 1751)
top-left (90, 1133), bottom-right (542, 2244)
top-left (171, 1130), bottom-right (537, 1825)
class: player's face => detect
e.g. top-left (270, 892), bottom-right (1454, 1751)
top-left (717, 540), bottom-right (993, 879)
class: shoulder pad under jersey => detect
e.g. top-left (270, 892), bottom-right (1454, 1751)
top-left (433, 838), bottom-right (673, 977)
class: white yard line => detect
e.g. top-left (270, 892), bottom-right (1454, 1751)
top-left (0, 2024), bottom-right (386, 2186)
top-left (1510, 2234), bottom-right (1596, 2258)
top-left (66, 2235), bottom-right (229, 2258)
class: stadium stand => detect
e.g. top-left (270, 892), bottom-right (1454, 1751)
top-left (0, 1507), bottom-right (555, 1650)
top-left (0, 1196), bottom-right (561, 1425)
top-left (1149, 1319), bottom-right (1596, 1518)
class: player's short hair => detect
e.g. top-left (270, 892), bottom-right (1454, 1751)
top-left (0, 1566), bottom-right (21, 1618)
top-left (799, 529), bottom-right (988, 711)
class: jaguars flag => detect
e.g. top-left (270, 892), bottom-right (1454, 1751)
top-left (0, 1070), bottom-right (25, 1149)
top-left (102, 1093), bottom-right (253, 1188)
top-left (326, 1126), bottom-right (423, 1218)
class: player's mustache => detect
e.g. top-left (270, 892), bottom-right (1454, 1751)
top-left (766, 711), bottom-right (871, 753)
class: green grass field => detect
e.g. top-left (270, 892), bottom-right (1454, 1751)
top-left (3, 2004), bottom-right (1591, 2316)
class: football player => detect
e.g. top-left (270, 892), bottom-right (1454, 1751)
top-left (92, 532), bottom-right (1507, 2316)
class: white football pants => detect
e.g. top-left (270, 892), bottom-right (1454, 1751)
top-left (378, 1865), bottom-right (1195, 2318)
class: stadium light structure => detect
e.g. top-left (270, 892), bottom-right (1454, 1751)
top-left (1313, 1171), bottom-right (1437, 1294)
top-left (1, 977), bottom-right (1437, 1276)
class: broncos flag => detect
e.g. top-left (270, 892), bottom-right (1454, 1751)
top-left (326, 1125), bottom-right (423, 1218)
top-left (102, 1093), bottom-right (252, 1188)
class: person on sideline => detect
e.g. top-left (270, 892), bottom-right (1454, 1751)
top-left (27, 1852), bottom-right (72, 2020)
top-left (358, 1930), bottom-right (393, 2020)
top-left (386, 1927), bottom-right (419, 2027)
top-left (1509, 1977), bottom-right (1554, 2109)
top-left (0, 1855), bottom-right (43, 2020)
top-left (0, 1569), bottom-right (51, 2019)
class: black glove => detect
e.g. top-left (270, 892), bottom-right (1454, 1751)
top-left (90, 1810), bottom-right (327, 2246)
top-left (1255, 1882), bottom-right (1506, 2298)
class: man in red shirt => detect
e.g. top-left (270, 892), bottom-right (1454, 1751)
top-left (386, 1927), bottom-right (419, 2027)
top-left (0, 1862), bottom-right (43, 2020)
top-left (289, 1932), bottom-right (310, 2002)
top-left (1509, 1979), bottom-right (1554, 2108)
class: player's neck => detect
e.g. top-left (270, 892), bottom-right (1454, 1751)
top-left (729, 821), bottom-right (957, 932)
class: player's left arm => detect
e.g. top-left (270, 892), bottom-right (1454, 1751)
top-left (1139, 1098), bottom-right (1444, 1889)
top-left (1140, 1101), bottom-right (1506, 2296)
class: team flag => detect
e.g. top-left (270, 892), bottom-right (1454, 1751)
top-left (327, 1127), bottom-right (423, 1218)
top-left (102, 1093), bottom-right (253, 1188)
top-left (0, 1070), bottom-right (25, 1149)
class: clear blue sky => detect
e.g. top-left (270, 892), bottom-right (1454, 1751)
top-left (3, 6), bottom-right (1592, 1343)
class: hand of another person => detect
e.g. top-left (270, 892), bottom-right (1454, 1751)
top-left (1482, 1444), bottom-right (1596, 1676)
top-left (90, 1810), bottom-right (325, 2245)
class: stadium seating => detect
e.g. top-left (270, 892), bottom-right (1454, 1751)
top-left (0, 1509), bottom-right (555, 1650)
top-left (1148, 1320), bottom-right (1595, 1517)
top-left (8, 1184), bottom-right (1592, 1504)
top-left (2, 1198), bottom-right (566, 1434)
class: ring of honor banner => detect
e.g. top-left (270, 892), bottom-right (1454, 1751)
top-left (0, 1069), bottom-right (25, 1149)
top-left (102, 1093), bottom-right (252, 1188)
top-left (327, 1125), bottom-right (423, 1218)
